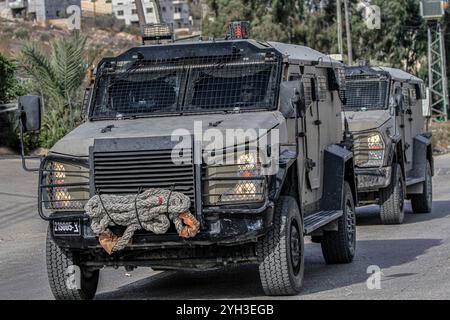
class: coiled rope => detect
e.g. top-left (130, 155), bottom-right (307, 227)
top-left (84, 189), bottom-right (199, 254)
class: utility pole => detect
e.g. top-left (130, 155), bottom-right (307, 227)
top-left (135, 0), bottom-right (147, 26)
top-left (343, 0), bottom-right (353, 66)
top-left (150, 0), bottom-right (163, 24)
top-left (336, 0), bottom-right (344, 56)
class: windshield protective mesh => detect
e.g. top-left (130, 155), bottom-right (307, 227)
top-left (91, 54), bottom-right (280, 119)
top-left (344, 75), bottom-right (389, 111)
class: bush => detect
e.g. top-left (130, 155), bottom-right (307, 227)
top-left (14, 28), bottom-right (30, 40)
top-left (1, 25), bottom-right (14, 35)
top-left (40, 33), bottom-right (51, 43)
top-left (95, 14), bottom-right (126, 31)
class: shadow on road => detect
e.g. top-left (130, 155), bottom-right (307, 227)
top-left (95, 238), bottom-right (442, 300)
top-left (355, 201), bottom-right (450, 226)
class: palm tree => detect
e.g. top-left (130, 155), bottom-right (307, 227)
top-left (21, 32), bottom-right (87, 116)
top-left (20, 32), bottom-right (88, 147)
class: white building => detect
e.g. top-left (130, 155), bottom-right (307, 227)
top-left (0, 0), bottom-right (81, 21)
top-left (112, 0), bottom-right (191, 29)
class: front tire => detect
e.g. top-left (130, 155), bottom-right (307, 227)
top-left (321, 182), bottom-right (356, 264)
top-left (380, 164), bottom-right (405, 224)
top-left (411, 161), bottom-right (433, 214)
top-left (46, 228), bottom-right (99, 300)
top-left (257, 196), bottom-right (304, 296)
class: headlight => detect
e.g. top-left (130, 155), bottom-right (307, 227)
top-left (354, 133), bottom-right (385, 168)
top-left (204, 150), bottom-right (266, 205)
top-left (42, 159), bottom-right (90, 211)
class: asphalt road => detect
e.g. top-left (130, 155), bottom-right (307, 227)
top-left (1, 154), bottom-right (450, 300)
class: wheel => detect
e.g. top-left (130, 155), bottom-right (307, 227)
top-left (411, 161), bottom-right (433, 214)
top-left (321, 182), bottom-right (356, 264)
top-left (46, 228), bottom-right (99, 300)
top-left (380, 164), bottom-right (405, 224)
top-left (257, 196), bottom-right (304, 296)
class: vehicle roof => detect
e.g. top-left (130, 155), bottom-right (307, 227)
top-left (108, 39), bottom-right (342, 68)
top-left (346, 65), bottom-right (423, 84)
top-left (267, 41), bottom-right (342, 67)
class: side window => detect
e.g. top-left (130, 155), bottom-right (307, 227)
top-left (302, 75), bottom-right (314, 107)
top-left (409, 88), bottom-right (417, 106)
top-left (317, 76), bottom-right (327, 101)
top-left (402, 87), bottom-right (410, 109)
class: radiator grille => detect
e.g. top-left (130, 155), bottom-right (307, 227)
top-left (92, 149), bottom-right (195, 203)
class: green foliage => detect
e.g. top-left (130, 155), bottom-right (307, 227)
top-left (0, 54), bottom-right (28, 148)
top-left (202, 0), bottom-right (440, 78)
top-left (14, 27), bottom-right (30, 40)
top-left (20, 32), bottom-right (88, 148)
top-left (0, 54), bottom-right (26, 103)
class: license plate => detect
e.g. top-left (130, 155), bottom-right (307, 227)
top-left (53, 220), bottom-right (81, 236)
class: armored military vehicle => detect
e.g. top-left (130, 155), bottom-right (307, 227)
top-left (344, 65), bottom-right (433, 225)
top-left (18, 23), bottom-right (357, 298)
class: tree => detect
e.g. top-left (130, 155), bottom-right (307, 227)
top-left (20, 32), bottom-right (88, 148)
top-left (0, 54), bottom-right (25, 104)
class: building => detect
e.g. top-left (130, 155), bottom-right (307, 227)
top-left (112, 0), bottom-right (191, 29)
top-left (81, 0), bottom-right (113, 15)
top-left (0, 0), bottom-right (81, 21)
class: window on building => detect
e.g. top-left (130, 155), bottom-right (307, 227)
top-left (162, 6), bottom-right (166, 12)
top-left (117, 10), bottom-right (124, 16)
top-left (146, 7), bottom-right (153, 13)
top-left (132, 9), bottom-right (137, 14)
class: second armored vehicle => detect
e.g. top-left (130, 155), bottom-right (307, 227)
top-left (345, 65), bottom-right (433, 224)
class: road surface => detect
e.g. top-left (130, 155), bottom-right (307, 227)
top-left (1, 154), bottom-right (450, 300)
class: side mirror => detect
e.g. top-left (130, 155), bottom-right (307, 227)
top-left (18, 95), bottom-right (41, 132)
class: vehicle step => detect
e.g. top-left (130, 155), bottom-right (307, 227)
top-left (304, 210), bottom-right (343, 235)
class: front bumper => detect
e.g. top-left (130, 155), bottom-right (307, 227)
top-left (49, 204), bottom-right (274, 250)
top-left (355, 166), bottom-right (392, 192)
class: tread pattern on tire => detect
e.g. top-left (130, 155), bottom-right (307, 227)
top-left (380, 164), bottom-right (404, 225)
top-left (411, 161), bottom-right (432, 214)
top-left (46, 228), bottom-right (97, 300)
top-left (321, 182), bottom-right (355, 264)
top-left (257, 196), bottom-right (303, 296)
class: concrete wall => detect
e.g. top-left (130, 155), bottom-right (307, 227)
top-left (26, 0), bottom-right (81, 21)
top-left (81, 0), bottom-right (113, 15)
top-left (111, 0), bottom-right (191, 28)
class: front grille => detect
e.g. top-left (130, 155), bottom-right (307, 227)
top-left (92, 149), bottom-right (195, 203)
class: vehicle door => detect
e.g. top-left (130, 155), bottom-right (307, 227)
top-left (302, 70), bottom-right (321, 202)
top-left (402, 84), bottom-right (415, 169)
top-left (392, 82), bottom-right (408, 165)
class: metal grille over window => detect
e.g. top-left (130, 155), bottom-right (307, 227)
top-left (344, 75), bottom-right (389, 110)
top-left (317, 76), bottom-right (328, 101)
top-left (402, 87), bottom-right (410, 108)
top-left (91, 54), bottom-right (281, 119)
top-left (337, 68), bottom-right (347, 101)
top-left (409, 88), bottom-right (417, 105)
top-left (302, 75), bottom-right (314, 107)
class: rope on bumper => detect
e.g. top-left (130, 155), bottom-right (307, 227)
top-left (84, 189), bottom-right (199, 254)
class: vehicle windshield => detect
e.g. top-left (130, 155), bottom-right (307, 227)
top-left (91, 57), bottom-right (280, 119)
top-left (344, 79), bottom-right (389, 111)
